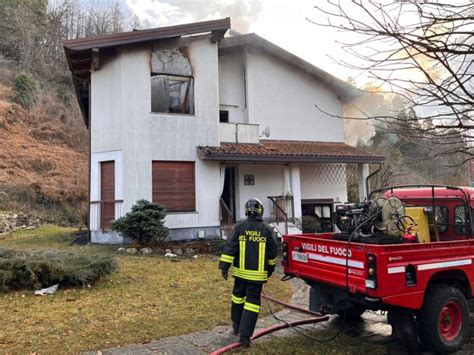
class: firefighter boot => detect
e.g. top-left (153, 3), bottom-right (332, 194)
top-left (239, 335), bottom-right (251, 348)
top-left (231, 323), bottom-right (239, 336)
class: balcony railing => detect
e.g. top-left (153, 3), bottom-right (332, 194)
top-left (267, 195), bottom-right (295, 235)
top-left (219, 122), bottom-right (259, 144)
top-left (90, 200), bottom-right (124, 232)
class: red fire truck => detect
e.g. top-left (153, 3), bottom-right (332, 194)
top-left (282, 185), bottom-right (473, 353)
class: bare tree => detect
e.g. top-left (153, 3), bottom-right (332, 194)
top-left (0, 0), bottom-right (142, 76)
top-left (309, 1), bottom-right (473, 163)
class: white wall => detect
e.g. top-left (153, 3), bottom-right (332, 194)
top-left (218, 53), bottom-right (247, 123)
top-left (245, 49), bottom-right (345, 142)
top-left (236, 164), bottom-right (285, 220)
top-left (90, 150), bottom-right (123, 202)
top-left (90, 35), bottom-right (222, 233)
top-left (299, 164), bottom-right (348, 203)
top-left (91, 55), bottom-right (123, 153)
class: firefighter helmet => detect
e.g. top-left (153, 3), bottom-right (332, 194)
top-left (245, 198), bottom-right (264, 218)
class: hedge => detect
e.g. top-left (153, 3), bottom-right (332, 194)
top-left (0, 248), bottom-right (117, 292)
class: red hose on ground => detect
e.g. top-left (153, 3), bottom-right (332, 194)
top-left (210, 316), bottom-right (329, 355)
top-left (261, 293), bottom-right (324, 317)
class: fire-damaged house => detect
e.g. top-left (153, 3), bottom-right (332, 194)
top-left (64, 18), bottom-right (384, 243)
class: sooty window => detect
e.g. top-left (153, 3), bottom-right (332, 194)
top-left (151, 48), bottom-right (194, 115)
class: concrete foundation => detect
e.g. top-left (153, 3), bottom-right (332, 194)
top-left (91, 226), bottom-right (221, 244)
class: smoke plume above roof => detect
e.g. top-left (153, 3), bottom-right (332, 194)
top-left (127, 0), bottom-right (262, 33)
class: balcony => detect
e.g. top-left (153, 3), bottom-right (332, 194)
top-left (219, 122), bottom-right (259, 144)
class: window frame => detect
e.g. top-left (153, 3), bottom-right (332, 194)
top-left (150, 72), bottom-right (195, 115)
top-left (219, 110), bottom-right (229, 123)
top-left (453, 205), bottom-right (472, 235)
top-left (420, 205), bottom-right (449, 233)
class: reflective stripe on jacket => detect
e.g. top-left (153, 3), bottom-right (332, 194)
top-left (219, 217), bottom-right (278, 283)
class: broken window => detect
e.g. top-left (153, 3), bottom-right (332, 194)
top-left (151, 48), bottom-right (194, 114)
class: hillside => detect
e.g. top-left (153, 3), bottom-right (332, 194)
top-left (0, 60), bottom-right (88, 224)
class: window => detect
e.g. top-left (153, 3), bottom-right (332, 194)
top-left (454, 205), bottom-right (471, 234)
top-left (424, 205), bottom-right (449, 233)
top-left (151, 48), bottom-right (194, 115)
top-left (219, 110), bottom-right (229, 123)
top-left (151, 75), bottom-right (194, 114)
top-left (152, 161), bottom-right (195, 212)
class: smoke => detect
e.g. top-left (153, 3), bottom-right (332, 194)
top-left (126, 0), bottom-right (262, 33)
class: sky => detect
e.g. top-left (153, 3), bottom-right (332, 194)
top-left (124, 0), bottom-right (358, 83)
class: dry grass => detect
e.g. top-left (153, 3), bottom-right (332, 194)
top-left (0, 62), bottom-right (88, 208)
top-left (0, 226), bottom-right (293, 354)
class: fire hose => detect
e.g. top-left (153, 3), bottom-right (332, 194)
top-left (210, 294), bottom-right (329, 355)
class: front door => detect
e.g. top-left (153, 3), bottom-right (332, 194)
top-left (101, 161), bottom-right (115, 230)
top-left (221, 167), bottom-right (236, 223)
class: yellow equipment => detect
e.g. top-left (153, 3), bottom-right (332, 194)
top-left (405, 207), bottom-right (430, 243)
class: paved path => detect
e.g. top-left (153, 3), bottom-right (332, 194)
top-left (86, 276), bottom-right (474, 354)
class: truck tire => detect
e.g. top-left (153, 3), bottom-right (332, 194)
top-left (417, 285), bottom-right (469, 353)
top-left (337, 304), bottom-right (366, 321)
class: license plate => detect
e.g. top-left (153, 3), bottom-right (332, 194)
top-left (292, 251), bottom-right (308, 263)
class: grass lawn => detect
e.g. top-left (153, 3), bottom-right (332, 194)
top-left (0, 226), bottom-right (293, 354)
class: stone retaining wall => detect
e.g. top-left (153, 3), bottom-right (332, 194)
top-left (0, 212), bottom-right (41, 234)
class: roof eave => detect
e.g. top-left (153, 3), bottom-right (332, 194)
top-left (198, 152), bottom-right (385, 164)
top-left (64, 17), bottom-right (231, 51)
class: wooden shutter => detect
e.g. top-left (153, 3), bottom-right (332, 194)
top-left (152, 161), bottom-right (195, 212)
top-left (101, 161), bottom-right (115, 230)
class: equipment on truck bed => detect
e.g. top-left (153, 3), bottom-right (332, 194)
top-left (334, 195), bottom-right (419, 244)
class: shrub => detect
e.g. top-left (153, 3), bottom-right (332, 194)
top-left (111, 199), bottom-right (169, 247)
top-left (12, 72), bottom-right (38, 109)
top-left (0, 249), bottom-right (117, 292)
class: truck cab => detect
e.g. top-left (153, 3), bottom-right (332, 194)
top-left (282, 185), bottom-right (474, 353)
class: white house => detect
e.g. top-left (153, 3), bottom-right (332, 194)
top-left (64, 18), bottom-right (384, 243)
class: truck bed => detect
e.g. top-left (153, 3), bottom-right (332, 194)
top-left (283, 233), bottom-right (474, 310)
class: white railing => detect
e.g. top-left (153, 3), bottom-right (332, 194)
top-left (90, 201), bottom-right (101, 232)
top-left (89, 200), bottom-right (124, 232)
top-left (115, 200), bottom-right (124, 220)
top-left (219, 122), bottom-right (259, 144)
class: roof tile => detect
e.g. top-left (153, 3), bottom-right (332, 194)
top-left (198, 140), bottom-right (384, 163)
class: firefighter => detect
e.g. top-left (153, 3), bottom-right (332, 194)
top-left (219, 198), bottom-right (278, 348)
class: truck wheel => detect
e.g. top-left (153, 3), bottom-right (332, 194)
top-left (337, 304), bottom-right (366, 321)
top-left (417, 285), bottom-right (469, 353)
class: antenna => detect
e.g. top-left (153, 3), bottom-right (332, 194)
top-left (261, 126), bottom-right (271, 138)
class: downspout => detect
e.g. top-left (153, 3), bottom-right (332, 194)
top-left (87, 84), bottom-right (92, 243)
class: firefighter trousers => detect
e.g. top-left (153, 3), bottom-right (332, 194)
top-left (231, 278), bottom-right (263, 338)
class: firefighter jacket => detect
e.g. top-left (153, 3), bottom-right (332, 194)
top-left (219, 217), bottom-right (278, 283)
